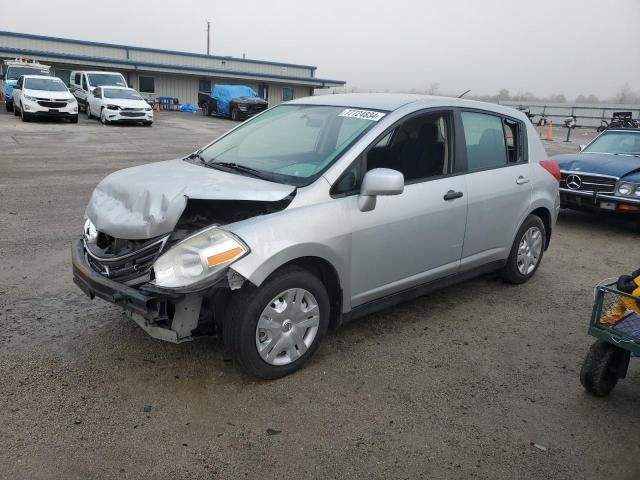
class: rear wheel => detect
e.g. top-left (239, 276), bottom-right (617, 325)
top-left (500, 214), bottom-right (545, 284)
top-left (228, 266), bottom-right (330, 379)
top-left (6, 101), bottom-right (13, 113)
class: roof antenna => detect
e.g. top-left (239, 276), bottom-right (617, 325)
top-left (458, 89), bottom-right (471, 98)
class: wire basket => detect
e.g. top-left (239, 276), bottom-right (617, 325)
top-left (590, 281), bottom-right (640, 354)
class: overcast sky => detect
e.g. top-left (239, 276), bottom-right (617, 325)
top-left (3, 0), bottom-right (639, 98)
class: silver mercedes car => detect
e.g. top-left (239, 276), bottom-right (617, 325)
top-left (72, 94), bottom-right (560, 378)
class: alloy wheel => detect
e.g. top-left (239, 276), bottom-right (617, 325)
top-left (516, 226), bottom-right (543, 275)
top-left (255, 288), bottom-right (320, 366)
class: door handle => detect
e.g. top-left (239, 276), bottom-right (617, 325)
top-left (443, 190), bottom-right (463, 201)
top-left (516, 176), bottom-right (530, 185)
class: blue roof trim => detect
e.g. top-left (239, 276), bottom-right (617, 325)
top-left (0, 30), bottom-right (317, 71)
top-left (0, 47), bottom-right (346, 86)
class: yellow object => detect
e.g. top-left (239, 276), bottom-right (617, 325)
top-left (601, 274), bottom-right (640, 325)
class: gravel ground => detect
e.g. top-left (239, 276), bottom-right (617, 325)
top-left (0, 112), bottom-right (638, 480)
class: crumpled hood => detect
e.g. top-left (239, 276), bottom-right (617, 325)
top-left (86, 158), bottom-right (295, 239)
top-left (104, 98), bottom-right (149, 109)
top-left (553, 153), bottom-right (640, 179)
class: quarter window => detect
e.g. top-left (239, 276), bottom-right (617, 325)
top-left (461, 112), bottom-right (507, 170)
top-left (503, 118), bottom-right (526, 163)
top-left (82, 75), bottom-right (88, 91)
top-left (139, 76), bottom-right (155, 93)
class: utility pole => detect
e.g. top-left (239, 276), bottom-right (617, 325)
top-left (206, 20), bottom-right (211, 55)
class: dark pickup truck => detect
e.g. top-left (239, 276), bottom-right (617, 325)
top-left (198, 84), bottom-right (268, 121)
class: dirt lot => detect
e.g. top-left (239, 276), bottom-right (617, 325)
top-left (1, 111), bottom-right (639, 480)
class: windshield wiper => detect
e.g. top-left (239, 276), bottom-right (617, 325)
top-left (208, 162), bottom-right (274, 181)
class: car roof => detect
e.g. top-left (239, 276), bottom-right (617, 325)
top-left (79, 71), bottom-right (124, 75)
top-left (100, 86), bottom-right (134, 90)
top-left (289, 93), bottom-right (524, 118)
top-left (22, 75), bottom-right (60, 80)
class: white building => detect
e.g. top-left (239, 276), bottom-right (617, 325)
top-left (0, 31), bottom-right (345, 106)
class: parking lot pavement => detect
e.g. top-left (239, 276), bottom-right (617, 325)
top-left (1, 111), bottom-right (639, 480)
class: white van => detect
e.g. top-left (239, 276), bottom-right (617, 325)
top-left (69, 71), bottom-right (127, 112)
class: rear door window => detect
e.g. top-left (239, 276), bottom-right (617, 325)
top-left (461, 112), bottom-right (507, 171)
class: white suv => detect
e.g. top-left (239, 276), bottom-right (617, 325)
top-left (12, 75), bottom-right (78, 123)
top-left (69, 70), bottom-right (128, 112)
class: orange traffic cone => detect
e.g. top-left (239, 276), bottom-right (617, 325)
top-left (543, 121), bottom-right (553, 141)
top-left (155, 101), bottom-right (161, 113)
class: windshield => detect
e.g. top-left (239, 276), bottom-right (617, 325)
top-left (198, 105), bottom-right (382, 186)
top-left (24, 78), bottom-right (67, 92)
top-left (584, 131), bottom-right (640, 156)
top-left (104, 88), bottom-right (143, 100)
top-left (87, 73), bottom-right (126, 87)
top-left (6, 66), bottom-right (49, 80)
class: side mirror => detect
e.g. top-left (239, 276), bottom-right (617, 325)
top-left (358, 168), bottom-right (404, 212)
top-left (579, 144), bottom-right (586, 152)
top-left (13, 85), bottom-right (20, 90)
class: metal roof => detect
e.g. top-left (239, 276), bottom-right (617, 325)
top-left (0, 30), bottom-right (318, 70)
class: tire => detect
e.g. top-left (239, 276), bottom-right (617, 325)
top-left (202, 103), bottom-right (209, 116)
top-left (6, 101), bottom-right (13, 113)
top-left (13, 103), bottom-right (19, 116)
top-left (20, 104), bottom-right (30, 122)
top-left (86, 103), bottom-right (92, 119)
top-left (580, 341), bottom-right (622, 397)
top-left (231, 106), bottom-right (240, 121)
top-left (228, 266), bottom-right (330, 379)
top-left (70, 115), bottom-right (78, 124)
top-left (142, 121), bottom-right (152, 127)
top-left (500, 214), bottom-right (545, 284)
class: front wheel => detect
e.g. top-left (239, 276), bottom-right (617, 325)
top-left (6, 101), bottom-right (13, 113)
top-left (70, 115), bottom-right (78, 124)
top-left (86, 103), bottom-right (92, 119)
top-left (100, 109), bottom-right (109, 125)
top-left (229, 266), bottom-right (330, 379)
top-left (13, 102), bottom-right (19, 116)
top-left (580, 341), bottom-right (627, 397)
top-left (231, 106), bottom-right (240, 121)
top-left (500, 214), bottom-right (545, 284)
top-left (20, 104), bottom-right (30, 122)
top-left (142, 121), bottom-right (152, 127)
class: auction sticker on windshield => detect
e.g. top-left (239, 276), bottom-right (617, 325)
top-left (338, 109), bottom-right (386, 121)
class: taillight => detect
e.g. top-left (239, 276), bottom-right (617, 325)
top-left (539, 160), bottom-right (560, 182)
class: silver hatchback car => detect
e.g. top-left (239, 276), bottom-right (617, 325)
top-left (72, 94), bottom-right (560, 378)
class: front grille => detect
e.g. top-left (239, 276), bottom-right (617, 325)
top-left (85, 235), bottom-right (168, 285)
top-left (560, 172), bottom-right (618, 194)
top-left (120, 111), bottom-right (145, 117)
top-left (37, 101), bottom-right (66, 108)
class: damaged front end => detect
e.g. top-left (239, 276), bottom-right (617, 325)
top-left (72, 195), bottom-right (294, 344)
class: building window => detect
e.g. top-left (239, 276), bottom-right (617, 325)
top-left (282, 86), bottom-right (294, 102)
top-left (139, 76), bottom-right (155, 93)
